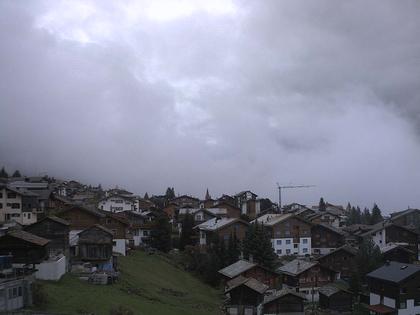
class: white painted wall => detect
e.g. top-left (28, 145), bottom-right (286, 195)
top-left (113, 239), bottom-right (127, 256)
top-left (398, 299), bottom-right (420, 315)
top-left (99, 198), bottom-right (135, 212)
top-left (370, 293), bottom-right (380, 305)
top-left (35, 255), bottom-right (66, 281)
top-left (272, 237), bottom-right (311, 256)
top-left (371, 228), bottom-right (386, 248)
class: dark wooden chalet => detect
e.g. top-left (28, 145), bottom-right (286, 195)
top-left (262, 289), bottom-right (305, 315)
top-left (319, 282), bottom-right (353, 312)
top-left (311, 223), bottom-right (346, 255)
top-left (0, 230), bottom-right (49, 264)
top-left (317, 245), bottom-right (358, 279)
top-left (57, 205), bottom-right (105, 230)
top-left (225, 276), bottom-right (268, 315)
top-left (390, 208), bottom-right (420, 233)
top-left (76, 225), bottom-right (113, 265)
top-left (24, 216), bottom-right (70, 258)
top-left (219, 259), bottom-right (280, 289)
top-left (381, 244), bottom-right (415, 264)
top-left (196, 217), bottom-right (249, 247)
top-left (366, 261), bottom-right (420, 315)
top-left (277, 259), bottom-right (336, 301)
top-left (211, 202), bottom-right (241, 219)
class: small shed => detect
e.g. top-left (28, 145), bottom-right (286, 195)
top-left (262, 288), bottom-right (305, 315)
top-left (318, 283), bottom-right (353, 312)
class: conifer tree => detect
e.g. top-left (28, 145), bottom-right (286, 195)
top-left (242, 222), bottom-right (277, 269)
top-left (150, 212), bottom-right (172, 252)
top-left (361, 207), bottom-right (371, 225)
top-left (370, 203), bottom-right (383, 224)
top-left (0, 167), bottom-right (8, 178)
top-left (179, 213), bottom-right (196, 250)
top-left (12, 170), bottom-right (21, 177)
top-left (319, 197), bottom-right (326, 212)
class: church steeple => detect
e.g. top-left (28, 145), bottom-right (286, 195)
top-left (205, 188), bottom-right (211, 200)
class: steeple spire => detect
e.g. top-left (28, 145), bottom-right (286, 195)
top-left (205, 188), bottom-right (211, 200)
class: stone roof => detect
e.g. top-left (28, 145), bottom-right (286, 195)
top-left (218, 260), bottom-right (257, 278)
top-left (195, 217), bottom-right (245, 231)
top-left (277, 259), bottom-right (317, 276)
top-left (225, 276), bottom-right (268, 295)
top-left (7, 230), bottom-right (50, 246)
top-left (263, 288), bottom-right (306, 304)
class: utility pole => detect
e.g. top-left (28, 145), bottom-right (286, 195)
top-left (276, 183), bottom-right (315, 210)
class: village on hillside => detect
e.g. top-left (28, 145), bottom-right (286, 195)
top-left (0, 167), bottom-right (420, 315)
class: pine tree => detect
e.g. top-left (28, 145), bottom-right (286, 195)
top-left (355, 237), bottom-right (382, 279)
top-left (355, 206), bottom-right (362, 224)
top-left (179, 213), bottom-right (196, 250)
top-left (144, 192), bottom-right (149, 200)
top-left (0, 167), bottom-right (8, 178)
top-left (165, 187), bottom-right (175, 200)
top-left (371, 203), bottom-right (383, 224)
top-left (361, 208), bottom-right (371, 225)
top-left (319, 197), bottom-right (326, 212)
top-left (242, 222), bottom-right (277, 269)
top-left (12, 170), bottom-right (21, 177)
top-left (150, 212), bottom-right (172, 252)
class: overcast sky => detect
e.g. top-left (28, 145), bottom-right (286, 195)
top-left (1, 1), bottom-right (420, 213)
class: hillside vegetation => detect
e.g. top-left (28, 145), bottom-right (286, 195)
top-left (37, 251), bottom-right (223, 315)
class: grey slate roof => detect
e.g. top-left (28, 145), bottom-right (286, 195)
top-left (225, 276), bottom-right (268, 294)
top-left (318, 283), bottom-right (351, 297)
top-left (318, 245), bottom-right (358, 260)
top-left (277, 259), bottom-right (317, 276)
top-left (218, 259), bottom-right (257, 278)
top-left (367, 261), bottom-right (420, 284)
top-left (263, 288), bottom-right (306, 304)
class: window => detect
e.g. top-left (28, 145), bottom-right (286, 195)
top-left (285, 230), bottom-right (290, 236)
top-left (18, 287), bottom-right (22, 297)
top-left (400, 301), bottom-right (407, 309)
top-left (11, 203), bottom-right (20, 209)
top-left (294, 244), bottom-right (298, 248)
top-left (106, 218), bottom-right (112, 224)
top-left (0, 193), bottom-right (2, 198)
top-left (0, 203), bottom-right (2, 209)
top-left (286, 249), bottom-right (291, 254)
top-left (276, 240), bottom-right (282, 245)
top-left (400, 287), bottom-right (407, 294)
top-left (112, 241), bottom-right (117, 246)
top-left (7, 193), bottom-right (17, 199)
top-left (28, 213), bottom-right (31, 220)
top-left (143, 230), bottom-right (149, 236)
top-left (302, 238), bottom-right (308, 244)
top-left (303, 248), bottom-right (308, 253)
top-left (276, 249), bottom-right (282, 254)
top-left (286, 240), bottom-right (291, 245)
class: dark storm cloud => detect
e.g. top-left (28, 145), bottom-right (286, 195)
top-left (0, 0), bottom-right (419, 211)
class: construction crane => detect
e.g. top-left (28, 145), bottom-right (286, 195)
top-left (276, 183), bottom-right (315, 210)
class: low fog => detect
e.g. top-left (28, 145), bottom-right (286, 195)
top-left (1, 1), bottom-right (420, 212)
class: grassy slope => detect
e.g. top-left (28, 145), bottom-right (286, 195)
top-left (38, 251), bottom-right (222, 315)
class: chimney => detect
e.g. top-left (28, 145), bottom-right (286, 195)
top-left (249, 255), bottom-right (254, 263)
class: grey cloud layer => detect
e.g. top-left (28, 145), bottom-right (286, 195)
top-left (1, 0), bottom-right (419, 211)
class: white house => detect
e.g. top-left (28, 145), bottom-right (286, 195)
top-left (252, 214), bottom-right (312, 257)
top-left (0, 186), bottom-right (38, 225)
top-left (98, 195), bottom-right (138, 213)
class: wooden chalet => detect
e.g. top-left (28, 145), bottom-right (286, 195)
top-left (390, 208), bottom-right (420, 233)
top-left (225, 276), bottom-right (268, 315)
top-left (0, 230), bottom-right (49, 264)
top-left (319, 282), bottom-right (353, 312)
top-left (317, 245), bottom-right (358, 280)
top-left (24, 216), bottom-right (70, 258)
top-left (218, 259), bottom-right (280, 289)
top-left (311, 223), bottom-right (346, 255)
top-left (381, 244), bottom-right (415, 264)
top-left (277, 259), bottom-right (336, 301)
top-left (76, 225), bottom-right (113, 266)
top-left (195, 217), bottom-right (249, 246)
top-left (211, 202), bottom-right (241, 219)
top-left (57, 205), bottom-right (105, 230)
top-left (262, 289), bottom-right (306, 315)
top-left (366, 261), bottom-right (420, 315)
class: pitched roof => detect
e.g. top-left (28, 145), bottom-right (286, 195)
top-left (218, 260), bottom-right (257, 278)
top-left (263, 288), bottom-right (306, 304)
top-left (315, 223), bottom-right (346, 236)
top-left (318, 283), bottom-right (351, 297)
top-left (367, 261), bottom-right (420, 284)
top-left (195, 217), bottom-right (247, 231)
top-left (59, 205), bottom-right (106, 218)
top-left (360, 221), bottom-right (417, 237)
top-left (225, 276), bottom-right (268, 294)
top-left (252, 213), bottom-right (310, 227)
top-left (380, 243), bottom-right (414, 254)
top-left (318, 245), bottom-right (358, 261)
top-left (277, 259), bottom-right (317, 276)
top-left (7, 230), bottom-right (50, 246)
top-left (79, 224), bottom-right (114, 236)
top-left (29, 216), bottom-right (70, 227)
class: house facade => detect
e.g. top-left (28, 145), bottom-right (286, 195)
top-left (0, 186), bottom-right (38, 225)
top-left (196, 217), bottom-right (249, 247)
top-left (367, 261), bottom-right (420, 315)
top-left (99, 195), bottom-right (138, 213)
top-left (253, 214), bottom-right (312, 257)
top-left (311, 224), bottom-right (345, 255)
